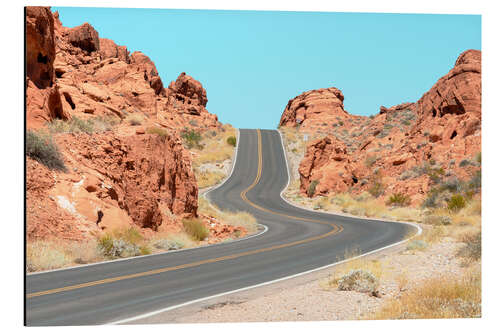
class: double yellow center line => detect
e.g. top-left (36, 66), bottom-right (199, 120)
top-left (27, 129), bottom-right (342, 299)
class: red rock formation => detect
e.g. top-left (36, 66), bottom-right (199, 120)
top-left (279, 87), bottom-right (352, 131)
top-left (67, 22), bottom-right (100, 53)
top-left (25, 7), bottom-right (230, 242)
top-left (294, 50), bottom-right (481, 203)
top-left (26, 8), bottom-right (220, 131)
top-left (25, 7), bottom-right (69, 128)
top-left (99, 38), bottom-right (130, 63)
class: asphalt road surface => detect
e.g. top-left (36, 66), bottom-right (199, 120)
top-left (25, 129), bottom-right (416, 326)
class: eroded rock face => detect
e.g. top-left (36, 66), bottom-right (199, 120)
top-left (67, 22), bottom-right (100, 53)
top-left (27, 131), bottom-right (198, 240)
top-left (25, 8), bottom-right (221, 131)
top-left (279, 88), bottom-right (352, 131)
top-left (294, 50), bottom-right (481, 203)
top-left (99, 38), bottom-right (130, 63)
top-left (26, 6), bottom-right (56, 89)
top-left (25, 7), bottom-right (70, 128)
top-left (25, 7), bottom-right (225, 241)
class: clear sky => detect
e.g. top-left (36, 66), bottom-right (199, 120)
top-left (53, 7), bottom-right (481, 129)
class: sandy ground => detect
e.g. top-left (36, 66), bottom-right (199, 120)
top-left (129, 236), bottom-right (467, 324)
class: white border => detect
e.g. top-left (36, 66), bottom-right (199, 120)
top-left (108, 129), bottom-right (421, 325)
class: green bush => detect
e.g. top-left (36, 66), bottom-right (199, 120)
top-left (368, 181), bottom-right (384, 198)
top-left (182, 218), bottom-right (209, 241)
top-left (146, 126), bottom-right (169, 137)
top-left (26, 131), bottom-right (66, 171)
top-left (226, 136), bottom-right (237, 147)
top-left (387, 193), bottom-right (411, 206)
top-left (307, 180), bottom-right (319, 197)
top-left (448, 194), bottom-right (466, 212)
top-left (181, 130), bottom-right (202, 149)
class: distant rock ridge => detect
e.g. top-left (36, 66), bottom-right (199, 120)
top-left (280, 49), bottom-right (481, 203)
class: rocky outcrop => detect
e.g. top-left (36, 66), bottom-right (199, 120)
top-left (294, 50), bottom-right (481, 203)
top-left (99, 38), bottom-right (130, 63)
top-left (27, 130), bottom-right (199, 240)
top-left (25, 7), bottom-right (227, 241)
top-left (26, 6), bottom-right (56, 89)
top-left (26, 7), bottom-right (220, 131)
top-left (279, 88), bottom-right (352, 131)
top-left (299, 136), bottom-right (365, 195)
top-left (67, 22), bottom-right (100, 53)
top-left (26, 7), bottom-right (69, 128)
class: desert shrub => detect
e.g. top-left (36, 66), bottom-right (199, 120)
top-left (97, 228), bottom-right (145, 258)
top-left (26, 241), bottom-right (71, 272)
top-left (428, 166), bottom-right (445, 184)
top-left (97, 235), bottom-right (140, 258)
top-left (448, 194), bottom-right (466, 212)
top-left (182, 130), bottom-right (202, 149)
top-left (406, 239), bottom-right (428, 251)
top-left (307, 180), bottom-right (319, 197)
top-left (152, 239), bottom-right (182, 251)
top-left (368, 181), bottom-right (384, 198)
top-left (439, 177), bottom-right (465, 193)
top-left (387, 193), bottom-right (411, 206)
top-left (365, 155), bottom-right (378, 167)
top-left (26, 130), bottom-right (66, 171)
top-left (337, 269), bottom-right (379, 295)
top-left (146, 126), bottom-right (169, 137)
top-left (182, 218), bottom-right (209, 241)
top-left (399, 169), bottom-right (417, 180)
top-left (468, 170), bottom-right (481, 192)
top-left (226, 135), bottom-right (237, 147)
top-left (459, 159), bottom-right (473, 168)
top-left (457, 232), bottom-right (481, 262)
top-left (422, 215), bottom-right (452, 226)
top-left (139, 245), bottom-right (152, 255)
top-left (372, 269), bottom-right (481, 319)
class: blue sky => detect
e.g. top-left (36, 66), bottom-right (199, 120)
top-left (53, 7), bottom-right (481, 129)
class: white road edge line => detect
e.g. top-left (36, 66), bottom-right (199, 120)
top-left (108, 129), bottom-right (422, 325)
top-left (28, 129), bottom-right (269, 277)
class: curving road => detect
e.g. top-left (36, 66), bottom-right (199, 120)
top-left (25, 129), bottom-right (416, 326)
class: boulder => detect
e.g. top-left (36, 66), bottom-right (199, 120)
top-left (67, 22), bottom-right (100, 53)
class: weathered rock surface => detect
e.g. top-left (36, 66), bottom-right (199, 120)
top-left (291, 50), bottom-right (481, 203)
top-left (67, 22), bottom-right (100, 53)
top-left (26, 7), bottom-right (70, 128)
top-left (26, 7), bottom-right (220, 131)
top-left (25, 7), bottom-right (232, 242)
top-left (279, 88), bottom-right (352, 131)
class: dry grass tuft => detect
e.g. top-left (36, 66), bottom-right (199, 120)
top-left (126, 113), bottom-right (143, 126)
top-left (196, 170), bottom-right (226, 189)
top-left (26, 239), bottom-right (103, 272)
top-left (323, 249), bottom-right (383, 291)
top-left (182, 218), bottom-right (209, 241)
top-left (372, 267), bottom-right (481, 319)
top-left (198, 197), bottom-right (258, 234)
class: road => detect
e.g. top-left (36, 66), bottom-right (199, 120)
top-left (25, 129), bottom-right (416, 326)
